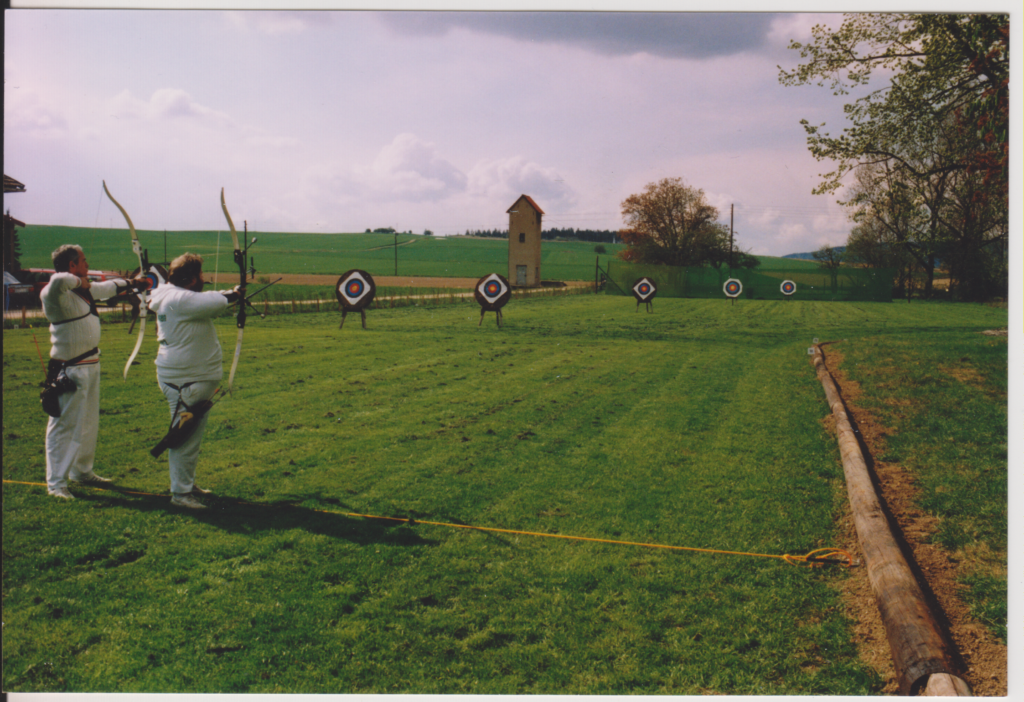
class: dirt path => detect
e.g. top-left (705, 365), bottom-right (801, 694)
top-left (819, 344), bottom-right (1007, 696)
top-left (250, 274), bottom-right (592, 289)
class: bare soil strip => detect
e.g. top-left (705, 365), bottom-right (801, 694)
top-left (820, 344), bottom-right (1007, 696)
top-left (255, 275), bottom-right (592, 289)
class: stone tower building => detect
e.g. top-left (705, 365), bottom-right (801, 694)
top-left (507, 194), bottom-right (544, 287)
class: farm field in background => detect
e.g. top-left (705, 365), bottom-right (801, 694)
top-left (2, 295), bottom-right (1007, 694)
top-left (12, 224), bottom-right (817, 284)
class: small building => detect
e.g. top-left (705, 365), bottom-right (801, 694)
top-left (507, 194), bottom-right (544, 287)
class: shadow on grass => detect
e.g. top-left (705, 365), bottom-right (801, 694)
top-left (73, 484), bottom-right (436, 549)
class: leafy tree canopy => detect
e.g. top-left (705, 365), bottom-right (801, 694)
top-left (617, 177), bottom-right (758, 270)
top-left (779, 13), bottom-right (1008, 197)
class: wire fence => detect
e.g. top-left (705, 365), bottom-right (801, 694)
top-left (602, 260), bottom-right (894, 302)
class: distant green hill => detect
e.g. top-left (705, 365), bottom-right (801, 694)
top-left (13, 224), bottom-right (818, 280)
top-left (782, 247), bottom-right (846, 261)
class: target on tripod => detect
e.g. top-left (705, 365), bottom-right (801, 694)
top-left (474, 273), bottom-right (511, 311)
top-left (780, 280), bottom-right (797, 296)
top-left (632, 277), bottom-right (657, 303)
top-left (723, 278), bottom-right (743, 298)
top-left (335, 270), bottom-right (376, 310)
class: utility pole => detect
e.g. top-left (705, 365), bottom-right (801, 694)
top-left (729, 204), bottom-right (734, 273)
top-left (394, 229), bottom-right (398, 275)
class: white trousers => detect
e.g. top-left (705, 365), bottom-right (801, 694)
top-left (158, 379), bottom-right (219, 496)
top-left (45, 362), bottom-right (101, 491)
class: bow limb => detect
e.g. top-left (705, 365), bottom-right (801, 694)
top-left (221, 188), bottom-right (245, 394)
top-left (103, 180), bottom-right (150, 380)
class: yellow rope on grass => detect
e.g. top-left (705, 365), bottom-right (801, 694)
top-left (3, 479), bottom-right (856, 568)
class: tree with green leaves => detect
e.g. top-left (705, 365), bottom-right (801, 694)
top-left (812, 244), bottom-right (845, 293)
top-left (780, 13), bottom-right (1008, 300)
top-left (618, 177), bottom-right (759, 270)
top-left (843, 163), bottom-right (924, 299)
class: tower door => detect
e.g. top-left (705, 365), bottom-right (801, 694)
top-left (516, 265), bottom-right (527, 286)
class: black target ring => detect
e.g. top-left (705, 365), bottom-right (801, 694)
top-left (474, 273), bottom-right (511, 311)
top-left (335, 269), bottom-right (376, 311)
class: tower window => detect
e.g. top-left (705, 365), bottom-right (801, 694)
top-left (519, 233), bottom-right (525, 243)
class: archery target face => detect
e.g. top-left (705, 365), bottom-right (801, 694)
top-left (474, 273), bottom-right (511, 311)
top-left (723, 278), bottom-right (743, 298)
top-left (780, 280), bottom-right (797, 296)
top-left (336, 269), bottom-right (376, 310)
top-left (132, 264), bottom-right (167, 292)
top-left (632, 277), bottom-right (657, 302)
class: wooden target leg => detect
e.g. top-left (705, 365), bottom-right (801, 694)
top-left (361, 309), bottom-right (367, 329)
top-left (479, 308), bottom-right (485, 326)
top-left (339, 310), bottom-right (347, 329)
top-left (496, 309), bottom-right (502, 328)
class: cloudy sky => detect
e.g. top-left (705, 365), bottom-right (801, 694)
top-left (3, 6), bottom-right (1018, 258)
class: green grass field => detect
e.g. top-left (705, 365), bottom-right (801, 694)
top-left (12, 224), bottom-right (816, 282)
top-left (2, 294), bottom-right (1006, 693)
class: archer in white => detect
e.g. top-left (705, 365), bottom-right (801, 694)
top-left (41, 245), bottom-right (147, 500)
top-left (149, 253), bottom-right (243, 510)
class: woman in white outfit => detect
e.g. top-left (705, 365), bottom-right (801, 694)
top-left (148, 252), bottom-right (242, 509)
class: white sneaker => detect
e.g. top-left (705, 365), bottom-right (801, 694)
top-left (48, 487), bottom-right (75, 500)
top-left (171, 494), bottom-right (207, 510)
top-left (71, 471), bottom-right (113, 484)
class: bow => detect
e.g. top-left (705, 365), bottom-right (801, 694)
top-left (103, 180), bottom-right (152, 380)
top-left (220, 187), bottom-right (256, 394)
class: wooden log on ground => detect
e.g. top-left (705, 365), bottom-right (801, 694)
top-left (923, 673), bottom-right (973, 696)
top-left (811, 344), bottom-right (971, 696)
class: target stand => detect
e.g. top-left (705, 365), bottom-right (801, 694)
top-left (474, 273), bottom-right (511, 328)
top-left (723, 278), bottom-right (743, 306)
top-left (335, 269), bottom-right (377, 329)
top-left (632, 277), bottom-right (657, 312)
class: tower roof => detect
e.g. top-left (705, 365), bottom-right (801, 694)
top-left (506, 194), bottom-right (544, 215)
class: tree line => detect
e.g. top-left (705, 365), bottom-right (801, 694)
top-left (461, 228), bottom-right (621, 243)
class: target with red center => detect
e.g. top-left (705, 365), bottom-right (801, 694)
top-left (632, 277), bottom-right (657, 302)
top-left (131, 264), bottom-right (167, 293)
top-left (723, 278), bottom-right (743, 298)
top-left (474, 273), bottom-right (511, 311)
top-left (335, 269), bottom-right (376, 310)
top-left (780, 280), bottom-right (797, 296)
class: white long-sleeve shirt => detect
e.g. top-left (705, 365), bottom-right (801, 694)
top-left (149, 283), bottom-right (230, 384)
top-left (41, 272), bottom-right (125, 361)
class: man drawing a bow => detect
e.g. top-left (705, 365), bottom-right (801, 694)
top-left (41, 245), bottom-right (148, 500)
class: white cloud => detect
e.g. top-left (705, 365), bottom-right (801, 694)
top-left (108, 88), bottom-right (233, 129)
top-left (365, 133), bottom-right (468, 201)
top-left (4, 98), bottom-right (69, 140)
top-left (468, 156), bottom-right (575, 210)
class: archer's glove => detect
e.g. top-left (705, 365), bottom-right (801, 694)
top-left (222, 285), bottom-right (244, 304)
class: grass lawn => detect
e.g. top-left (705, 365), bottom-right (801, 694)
top-left (1, 294), bottom-right (1007, 693)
